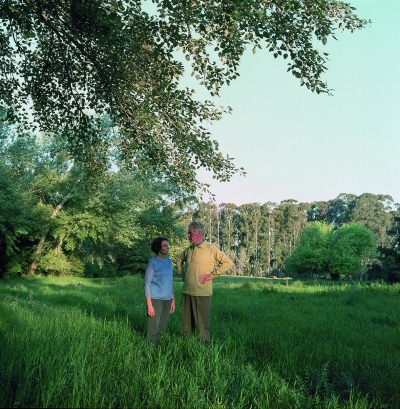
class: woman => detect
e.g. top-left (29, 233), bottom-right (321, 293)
top-left (144, 237), bottom-right (175, 343)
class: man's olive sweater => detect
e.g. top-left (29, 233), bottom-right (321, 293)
top-left (176, 241), bottom-right (233, 296)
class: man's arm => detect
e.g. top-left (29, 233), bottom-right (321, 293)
top-left (211, 249), bottom-right (233, 278)
top-left (199, 247), bottom-right (233, 284)
top-left (176, 249), bottom-right (187, 275)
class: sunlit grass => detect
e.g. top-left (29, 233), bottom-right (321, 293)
top-left (1, 275), bottom-right (399, 408)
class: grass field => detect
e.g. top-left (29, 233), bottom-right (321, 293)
top-left (1, 275), bottom-right (399, 408)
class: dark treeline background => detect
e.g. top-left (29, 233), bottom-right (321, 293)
top-left (187, 196), bottom-right (399, 279)
top-left (1, 122), bottom-right (399, 280)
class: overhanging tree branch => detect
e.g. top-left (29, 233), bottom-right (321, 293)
top-left (1, 0), bottom-right (369, 190)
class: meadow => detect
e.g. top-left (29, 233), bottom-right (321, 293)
top-left (0, 275), bottom-right (399, 408)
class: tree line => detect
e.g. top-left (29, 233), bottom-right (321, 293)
top-left (1, 123), bottom-right (398, 281)
top-left (186, 195), bottom-right (400, 280)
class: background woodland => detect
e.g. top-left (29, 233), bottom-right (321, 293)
top-left (1, 121), bottom-right (399, 281)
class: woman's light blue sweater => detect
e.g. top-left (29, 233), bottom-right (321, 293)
top-left (144, 256), bottom-right (174, 300)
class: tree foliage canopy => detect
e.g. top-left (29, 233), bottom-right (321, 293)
top-left (286, 221), bottom-right (376, 277)
top-left (0, 0), bottom-right (369, 189)
top-left (285, 221), bottom-right (332, 275)
top-left (0, 124), bottom-right (189, 277)
top-left (327, 222), bottom-right (376, 277)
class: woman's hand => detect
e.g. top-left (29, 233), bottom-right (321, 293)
top-left (146, 297), bottom-right (155, 317)
top-left (170, 299), bottom-right (175, 314)
top-left (147, 304), bottom-right (155, 317)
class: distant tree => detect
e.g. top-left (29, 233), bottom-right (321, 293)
top-left (193, 202), bottom-right (220, 245)
top-left (0, 161), bottom-right (37, 277)
top-left (327, 223), bottom-right (376, 279)
top-left (271, 200), bottom-right (309, 270)
top-left (235, 247), bottom-right (248, 277)
top-left (238, 203), bottom-right (263, 275)
top-left (259, 202), bottom-right (276, 275)
top-left (307, 200), bottom-right (330, 223)
top-left (219, 203), bottom-right (239, 254)
top-left (386, 204), bottom-right (400, 268)
top-left (323, 193), bottom-right (356, 226)
top-left (0, 131), bottom-right (72, 276)
top-left (345, 193), bottom-right (393, 247)
top-left (285, 221), bottom-right (333, 276)
top-left (285, 222), bottom-right (376, 280)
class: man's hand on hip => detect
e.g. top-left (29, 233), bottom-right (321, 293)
top-left (199, 274), bottom-right (212, 284)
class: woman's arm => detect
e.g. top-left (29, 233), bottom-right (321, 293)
top-left (144, 260), bottom-right (155, 317)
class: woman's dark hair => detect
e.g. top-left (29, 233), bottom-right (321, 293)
top-left (151, 237), bottom-right (168, 254)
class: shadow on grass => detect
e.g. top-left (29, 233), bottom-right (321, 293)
top-left (0, 276), bottom-right (147, 333)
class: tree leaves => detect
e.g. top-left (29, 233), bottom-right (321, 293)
top-left (0, 126), bottom-right (190, 276)
top-left (286, 221), bottom-right (376, 277)
top-left (0, 0), bottom-right (369, 190)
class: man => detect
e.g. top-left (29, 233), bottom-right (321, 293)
top-left (176, 221), bottom-right (233, 343)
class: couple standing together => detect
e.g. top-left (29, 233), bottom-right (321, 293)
top-left (144, 221), bottom-right (233, 344)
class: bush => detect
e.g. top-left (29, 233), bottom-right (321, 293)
top-left (286, 222), bottom-right (376, 279)
top-left (84, 260), bottom-right (117, 278)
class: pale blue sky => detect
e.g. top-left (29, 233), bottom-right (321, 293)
top-left (193, 0), bottom-right (400, 206)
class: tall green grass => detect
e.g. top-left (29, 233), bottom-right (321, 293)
top-left (1, 275), bottom-right (399, 408)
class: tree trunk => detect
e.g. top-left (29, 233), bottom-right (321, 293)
top-left (29, 180), bottom-right (80, 275)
